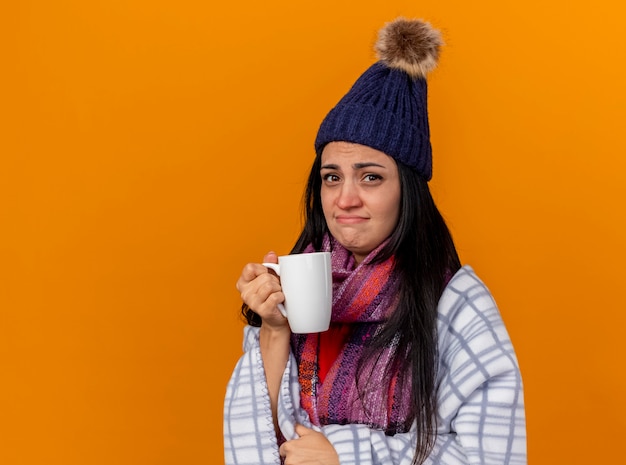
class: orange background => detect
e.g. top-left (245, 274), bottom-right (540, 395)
top-left (2, 1), bottom-right (625, 464)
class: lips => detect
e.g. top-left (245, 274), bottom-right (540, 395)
top-left (335, 215), bottom-right (368, 224)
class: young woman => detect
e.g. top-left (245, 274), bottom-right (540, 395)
top-left (224, 18), bottom-right (526, 465)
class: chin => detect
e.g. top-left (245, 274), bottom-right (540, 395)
top-left (340, 241), bottom-right (369, 259)
top-left (333, 235), bottom-right (360, 251)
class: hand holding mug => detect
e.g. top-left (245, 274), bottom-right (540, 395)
top-left (236, 251), bottom-right (288, 330)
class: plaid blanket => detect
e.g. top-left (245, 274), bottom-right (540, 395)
top-left (224, 265), bottom-right (527, 464)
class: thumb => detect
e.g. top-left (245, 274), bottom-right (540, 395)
top-left (295, 423), bottom-right (313, 437)
top-left (263, 251), bottom-right (278, 264)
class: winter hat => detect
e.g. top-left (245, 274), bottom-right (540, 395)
top-left (314, 18), bottom-right (443, 181)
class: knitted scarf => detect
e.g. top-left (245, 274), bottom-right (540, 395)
top-left (292, 236), bottom-right (414, 434)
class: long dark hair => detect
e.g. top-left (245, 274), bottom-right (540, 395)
top-left (242, 153), bottom-right (461, 464)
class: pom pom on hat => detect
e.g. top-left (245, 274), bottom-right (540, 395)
top-left (314, 17), bottom-right (443, 180)
top-left (375, 17), bottom-right (443, 79)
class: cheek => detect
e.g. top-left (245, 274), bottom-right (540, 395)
top-left (382, 192), bottom-right (401, 229)
top-left (320, 189), bottom-right (332, 219)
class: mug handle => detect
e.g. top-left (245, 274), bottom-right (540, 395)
top-left (262, 262), bottom-right (288, 318)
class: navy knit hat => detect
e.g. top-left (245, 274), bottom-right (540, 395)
top-left (314, 18), bottom-right (443, 181)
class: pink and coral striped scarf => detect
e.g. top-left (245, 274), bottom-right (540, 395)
top-left (292, 236), bottom-right (414, 434)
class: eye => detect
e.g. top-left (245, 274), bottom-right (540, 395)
top-left (322, 173), bottom-right (341, 183)
top-left (363, 174), bottom-right (382, 182)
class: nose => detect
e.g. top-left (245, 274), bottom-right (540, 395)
top-left (336, 181), bottom-right (362, 209)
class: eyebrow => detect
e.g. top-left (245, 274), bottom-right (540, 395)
top-left (320, 162), bottom-right (387, 170)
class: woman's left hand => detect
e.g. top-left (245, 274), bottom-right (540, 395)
top-left (279, 424), bottom-right (340, 465)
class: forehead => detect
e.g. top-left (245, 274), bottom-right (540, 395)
top-left (320, 141), bottom-right (396, 167)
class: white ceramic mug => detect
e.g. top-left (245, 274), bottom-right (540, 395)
top-left (263, 251), bottom-right (332, 333)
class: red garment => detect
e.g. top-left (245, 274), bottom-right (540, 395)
top-left (318, 323), bottom-right (352, 383)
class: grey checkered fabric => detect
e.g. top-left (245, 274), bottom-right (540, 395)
top-left (224, 265), bottom-right (526, 464)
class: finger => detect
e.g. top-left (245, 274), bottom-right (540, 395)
top-left (263, 250), bottom-right (278, 264)
top-left (239, 275), bottom-right (282, 309)
top-left (237, 263), bottom-right (269, 290)
top-left (278, 441), bottom-right (288, 458)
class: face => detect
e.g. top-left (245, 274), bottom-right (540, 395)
top-left (320, 141), bottom-right (401, 265)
